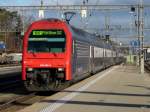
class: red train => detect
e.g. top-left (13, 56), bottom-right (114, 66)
top-left (22, 19), bottom-right (124, 91)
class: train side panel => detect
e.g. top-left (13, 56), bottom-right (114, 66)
top-left (71, 40), bottom-right (91, 80)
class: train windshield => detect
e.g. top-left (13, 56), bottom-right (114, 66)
top-left (28, 30), bottom-right (66, 53)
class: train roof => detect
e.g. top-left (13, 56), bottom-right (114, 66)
top-left (68, 25), bottom-right (106, 48)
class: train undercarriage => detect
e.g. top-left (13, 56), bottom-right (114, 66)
top-left (24, 68), bottom-right (70, 91)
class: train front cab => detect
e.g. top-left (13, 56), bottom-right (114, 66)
top-left (22, 20), bottom-right (72, 91)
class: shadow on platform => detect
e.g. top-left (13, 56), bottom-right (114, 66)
top-left (126, 85), bottom-right (150, 90)
top-left (60, 90), bottom-right (150, 97)
top-left (41, 99), bottom-right (150, 108)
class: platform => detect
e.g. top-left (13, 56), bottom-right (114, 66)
top-left (0, 66), bottom-right (21, 77)
top-left (19, 65), bottom-right (150, 112)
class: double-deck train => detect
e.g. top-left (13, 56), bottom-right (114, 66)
top-left (22, 18), bottom-right (124, 91)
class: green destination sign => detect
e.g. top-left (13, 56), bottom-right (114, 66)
top-left (32, 30), bottom-right (63, 36)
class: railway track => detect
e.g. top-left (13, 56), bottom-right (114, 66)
top-left (0, 77), bottom-right (55, 112)
top-left (0, 69), bottom-right (42, 112)
top-left (0, 80), bottom-right (22, 92)
top-left (0, 76), bottom-right (38, 112)
top-left (0, 79), bottom-right (40, 112)
top-left (0, 72), bottom-right (22, 92)
top-left (0, 91), bottom-right (55, 112)
top-left (0, 92), bottom-right (36, 112)
top-left (0, 64), bottom-right (21, 68)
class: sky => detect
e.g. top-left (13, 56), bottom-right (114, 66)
top-left (0, 0), bottom-right (150, 45)
top-left (0, 0), bottom-right (150, 6)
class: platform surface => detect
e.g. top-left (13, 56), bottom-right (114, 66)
top-left (0, 66), bottom-right (21, 76)
top-left (19, 65), bottom-right (150, 112)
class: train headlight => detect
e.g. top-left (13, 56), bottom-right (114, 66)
top-left (58, 68), bottom-right (64, 72)
top-left (27, 68), bottom-right (33, 72)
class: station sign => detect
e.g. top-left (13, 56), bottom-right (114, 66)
top-left (0, 41), bottom-right (5, 49)
top-left (130, 40), bottom-right (140, 47)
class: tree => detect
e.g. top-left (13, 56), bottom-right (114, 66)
top-left (0, 9), bottom-right (23, 52)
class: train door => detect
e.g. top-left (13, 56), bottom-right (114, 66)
top-left (90, 45), bottom-right (94, 73)
top-left (72, 40), bottom-right (77, 78)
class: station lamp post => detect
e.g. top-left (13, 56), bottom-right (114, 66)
top-left (129, 6), bottom-right (140, 66)
top-left (129, 0), bottom-right (144, 74)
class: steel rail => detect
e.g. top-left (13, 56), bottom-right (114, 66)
top-left (0, 92), bottom-right (36, 111)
